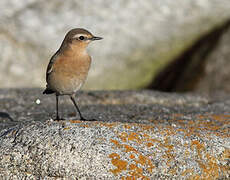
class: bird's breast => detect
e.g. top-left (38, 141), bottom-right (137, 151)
top-left (54, 54), bottom-right (91, 78)
top-left (48, 53), bottom-right (91, 94)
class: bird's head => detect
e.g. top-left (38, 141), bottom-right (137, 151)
top-left (61, 28), bottom-right (102, 50)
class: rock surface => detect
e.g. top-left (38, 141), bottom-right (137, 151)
top-left (0, 89), bottom-right (229, 179)
top-left (147, 21), bottom-right (230, 93)
top-left (147, 20), bottom-right (230, 94)
top-left (195, 22), bottom-right (230, 93)
top-left (0, 0), bottom-right (230, 89)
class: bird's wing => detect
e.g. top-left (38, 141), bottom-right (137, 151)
top-left (46, 50), bottom-right (59, 82)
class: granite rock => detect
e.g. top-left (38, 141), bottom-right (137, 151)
top-left (0, 89), bottom-right (229, 179)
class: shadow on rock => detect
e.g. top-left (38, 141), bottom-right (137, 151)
top-left (0, 112), bottom-right (14, 122)
top-left (147, 20), bottom-right (230, 92)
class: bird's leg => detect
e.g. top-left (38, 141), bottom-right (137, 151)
top-left (55, 94), bottom-right (64, 121)
top-left (70, 95), bottom-right (86, 120)
top-left (70, 95), bottom-right (96, 121)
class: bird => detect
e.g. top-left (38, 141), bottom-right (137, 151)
top-left (43, 28), bottom-right (102, 121)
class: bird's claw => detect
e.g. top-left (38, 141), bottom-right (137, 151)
top-left (80, 117), bottom-right (97, 121)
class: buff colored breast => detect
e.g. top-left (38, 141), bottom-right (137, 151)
top-left (48, 51), bottom-right (91, 95)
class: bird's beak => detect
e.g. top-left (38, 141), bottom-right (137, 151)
top-left (91, 36), bottom-right (103, 41)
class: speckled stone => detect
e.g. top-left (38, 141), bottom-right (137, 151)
top-left (0, 89), bottom-right (229, 179)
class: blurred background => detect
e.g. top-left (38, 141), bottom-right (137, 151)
top-left (0, 0), bottom-right (230, 94)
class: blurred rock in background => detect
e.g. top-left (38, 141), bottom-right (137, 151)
top-left (147, 21), bottom-right (230, 93)
top-left (0, 0), bottom-right (230, 92)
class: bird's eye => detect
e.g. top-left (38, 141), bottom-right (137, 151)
top-left (79, 36), bottom-right (85, 40)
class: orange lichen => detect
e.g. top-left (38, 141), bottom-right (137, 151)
top-left (69, 120), bottom-right (81, 123)
top-left (129, 164), bottom-right (143, 173)
top-left (123, 124), bottom-right (131, 129)
top-left (185, 141), bottom-right (230, 179)
top-left (163, 126), bottom-right (177, 136)
top-left (181, 169), bottom-right (194, 176)
top-left (110, 129), bottom-right (155, 178)
top-left (129, 154), bottom-right (135, 159)
top-left (110, 139), bottom-right (139, 154)
top-left (164, 112), bottom-right (230, 138)
top-left (221, 149), bottom-right (230, 161)
top-left (79, 124), bottom-right (89, 128)
top-left (150, 138), bottom-right (161, 143)
top-left (139, 124), bottom-right (154, 131)
top-left (109, 153), bottom-right (128, 175)
top-left (109, 153), bottom-right (120, 159)
top-left (176, 128), bottom-right (187, 134)
top-left (169, 167), bottom-right (177, 175)
top-left (201, 153), bottom-right (219, 179)
top-left (100, 122), bottom-right (117, 128)
top-left (122, 176), bottom-right (150, 180)
top-left (146, 142), bottom-right (154, 147)
top-left (121, 176), bottom-right (136, 180)
top-left (135, 155), bottom-right (147, 166)
top-left (134, 154), bottom-right (155, 173)
top-left (127, 132), bottom-right (141, 143)
top-left (107, 112), bottom-right (229, 178)
top-left (192, 155), bottom-right (220, 179)
top-left (110, 139), bottom-right (121, 147)
top-left (128, 164), bottom-right (144, 178)
top-left (191, 140), bottom-right (205, 159)
top-left (219, 149), bottom-right (230, 177)
top-left (123, 144), bottom-right (138, 153)
top-left (143, 133), bottom-right (150, 138)
top-left (118, 132), bottom-right (128, 142)
top-left (211, 114), bottom-right (229, 122)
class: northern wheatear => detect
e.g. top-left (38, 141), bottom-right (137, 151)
top-left (43, 28), bottom-right (102, 121)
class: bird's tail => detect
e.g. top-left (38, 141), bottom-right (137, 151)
top-left (43, 87), bottom-right (55, 94)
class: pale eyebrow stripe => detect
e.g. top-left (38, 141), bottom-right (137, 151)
top-left (73, 34), bottom-right (86, 39)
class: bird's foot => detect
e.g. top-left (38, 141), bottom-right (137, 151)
top-left (80, 117), bottom-right (97, 121)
